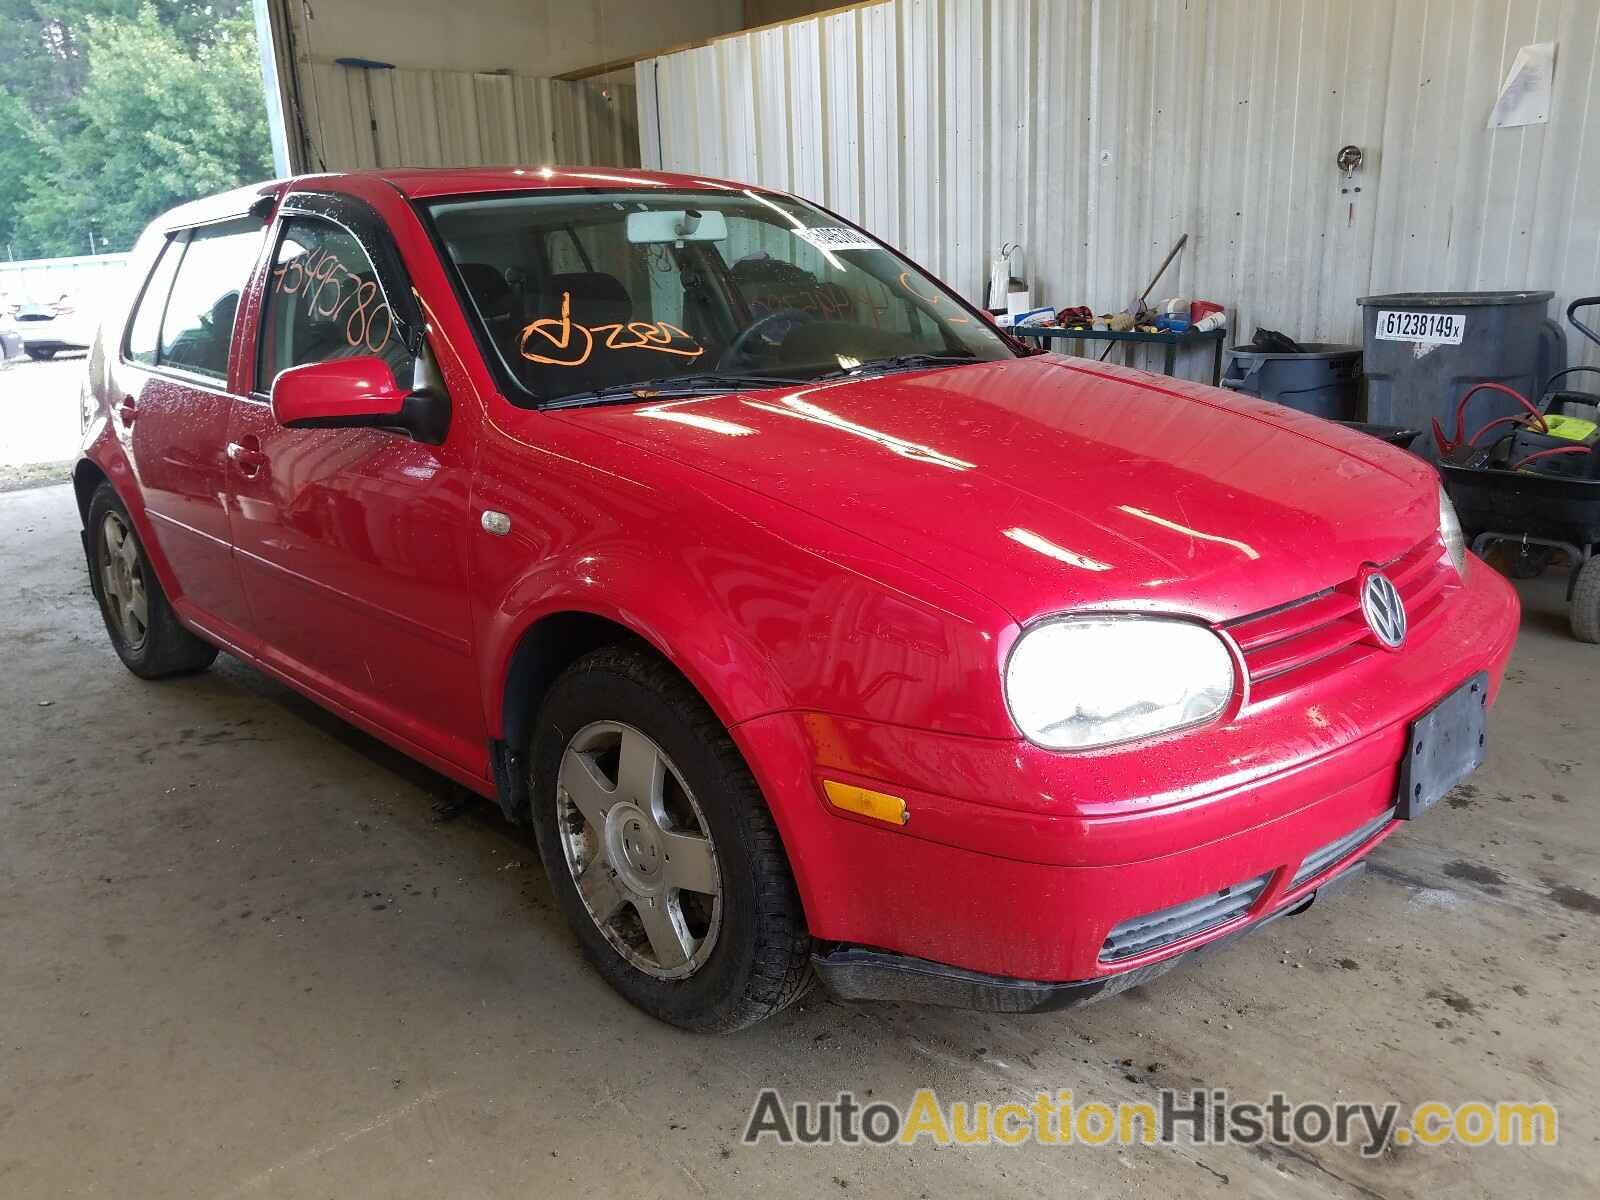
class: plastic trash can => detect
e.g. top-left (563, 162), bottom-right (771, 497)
top-left (1221, 343), bottom-right (1361, 419)
top-left (1358, 291), bottom-right (1566, 453)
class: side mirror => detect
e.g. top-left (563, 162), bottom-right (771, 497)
top-left (270, 355), bottom-right (449, 445)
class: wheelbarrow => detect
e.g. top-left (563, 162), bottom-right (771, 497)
top-left (1438, 296), bottom-right (1600, 641)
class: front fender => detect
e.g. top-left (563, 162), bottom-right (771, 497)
top-left (478, 545), bottom-right (793, 738)
top-left (470, 415), bottom-right (1019, 744)
top-left (474, 531), bottom-right (1006, 934)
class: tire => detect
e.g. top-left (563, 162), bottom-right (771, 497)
top-left (529, 644), bottom-right (813, 1032)
top-left (26, 348), bottom-right (54, 361)
top-left (86, 483), bottom-right (218, 678)
top-left (1571, 556), bottom-right (1600, 644)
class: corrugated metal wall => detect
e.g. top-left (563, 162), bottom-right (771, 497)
top-left (302, 64), bottom-right (639, 174)
top-left (638, 0), bottom-right (1600, 375)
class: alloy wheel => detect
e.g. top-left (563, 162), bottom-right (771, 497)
top-left (555, 720), bottom-right (722, 979)
top-left (99, 512), bottom-right (150, 651)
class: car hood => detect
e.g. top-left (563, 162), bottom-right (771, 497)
top-left (556, 355), bottom-right (1440, 625)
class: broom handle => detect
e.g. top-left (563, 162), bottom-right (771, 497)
top-left (1139, 233), bottom-right (1189, 307)
top-left (1098, 233), bottom-right (1189, 362)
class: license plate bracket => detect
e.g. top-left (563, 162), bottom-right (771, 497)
top-left (1396, 673), bottom-right (1489, 820)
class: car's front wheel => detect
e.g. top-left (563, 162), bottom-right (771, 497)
top-left (86, 483), bottom-right (218, 678)
top-left (529, 645), bottom-right (812, 1032)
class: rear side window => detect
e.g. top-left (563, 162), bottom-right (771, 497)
top-left (157, 218), bottom-right (265, 380)
top-left (257, 215), bottom-right (414, 391)
top-left (125, 238), bottom-right (182, 366)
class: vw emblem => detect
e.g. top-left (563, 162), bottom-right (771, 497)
top-left (1361, 572), bottom-right (1407, 648)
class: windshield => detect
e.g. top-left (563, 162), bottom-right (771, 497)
top-left (423, 189), bottom-right (1017, 404)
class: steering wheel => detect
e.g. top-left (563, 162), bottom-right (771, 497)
top-left (719, 309), bottom-right (816, 370)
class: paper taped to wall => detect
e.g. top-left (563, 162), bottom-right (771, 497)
top-left (1488, 42), bottom-right (1556, 129)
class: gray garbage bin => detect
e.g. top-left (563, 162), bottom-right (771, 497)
top-left (1358, 291), bottom-right (1566, 452)
top-left (1221, 343), bottom-right (1361, 419)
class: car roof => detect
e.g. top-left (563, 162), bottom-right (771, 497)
top-left (149, 167), bottom-right (780, 233)
top-left (160, 164), bottom-right (768, 219)
top-left (356, 165), bottom-right (760, 199)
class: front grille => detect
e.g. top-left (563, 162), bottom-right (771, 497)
top-left (1289, 808), bottom-right (1394, 891)
top-left (1223, 538), bottom-right (1453, 696)
top-left (1100, 873), bottom-right (1270, 963)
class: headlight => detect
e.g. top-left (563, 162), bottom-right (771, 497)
top-left (1439, 485), bottom-right (1469, 578)
top-left (1004, 616), bottom-right (1237, 750)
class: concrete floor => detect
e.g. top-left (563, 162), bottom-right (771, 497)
top-left (2, 481), bottom-right (1596, 1199)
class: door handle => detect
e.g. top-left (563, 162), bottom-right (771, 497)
top-left (226, 438), bottom-right (266, 478)
top-left (117, 397), bottom-right (137, 426)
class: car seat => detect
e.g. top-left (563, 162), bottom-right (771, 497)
top-left (539, 272), bottom-right (632, 329)
top-left (457, 263), bottom-right (521, 345)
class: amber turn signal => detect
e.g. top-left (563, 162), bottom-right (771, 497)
top-left (822, 779), bottom-right (910, 826)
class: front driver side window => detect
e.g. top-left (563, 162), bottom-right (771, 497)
top-left (257, 215), bottom-right (415, 392)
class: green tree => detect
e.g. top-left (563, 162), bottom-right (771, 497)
top-left (0, 1), bottom-right (251, 117)
top-left (0, 90), bottom-right (40, 258)
top-left (15, 6), bottom-right (271, 256)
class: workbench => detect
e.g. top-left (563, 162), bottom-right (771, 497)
top-left (1015, 325), bottom-right (1228, 386)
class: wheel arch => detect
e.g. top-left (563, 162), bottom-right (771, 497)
top-left (73, 451), bottom-right (191, 614)
top-left (485, 596), bottom-right (791, 825)
top-left (487, 601), bottom-right (831, 947)
top-left (497, 609), bottom-right (655, 771)
top-left (72, 457), bottom-right (109, 524)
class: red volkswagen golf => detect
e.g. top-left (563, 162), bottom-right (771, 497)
top-left (76, 168), bottom-right (1519, 1030)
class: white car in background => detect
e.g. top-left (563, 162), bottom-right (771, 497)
top-left (7, 301), bottom-right (93, 360)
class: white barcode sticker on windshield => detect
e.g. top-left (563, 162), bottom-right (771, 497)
top-left (794, 226), bottom-right (879, 252)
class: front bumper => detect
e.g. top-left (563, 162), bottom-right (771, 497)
top-left (812, 864), bottom-right (1364, 1012)
top-left (731, 560), bottom-right (1519, 994)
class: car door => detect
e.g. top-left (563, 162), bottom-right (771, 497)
top-left (223, 191), bottom-right (485, 775)
top-left (116, 219), bottom-right (264, 637)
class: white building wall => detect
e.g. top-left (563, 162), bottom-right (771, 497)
top-left (638, 0), bottom-right (1600, 373)
top-left (300, 65), bottom-right (639, 172)
top-left (267, 0), bottom-right (736, 174)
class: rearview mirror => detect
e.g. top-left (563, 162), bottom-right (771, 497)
top-left (270, 356), bottom-right (449, 445)
top-left (626, 209), bottom-right (728, 245)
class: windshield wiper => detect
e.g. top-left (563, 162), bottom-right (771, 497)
top-left (815, 351), bottom-right (979, 381)
top-left (542, 371), bottom-right (812, 410)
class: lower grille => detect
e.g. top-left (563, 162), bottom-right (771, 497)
top-left (1100, 873), bottom-right (1270, 963)
top-left (1290, 809), bottom-right (1394, 890)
